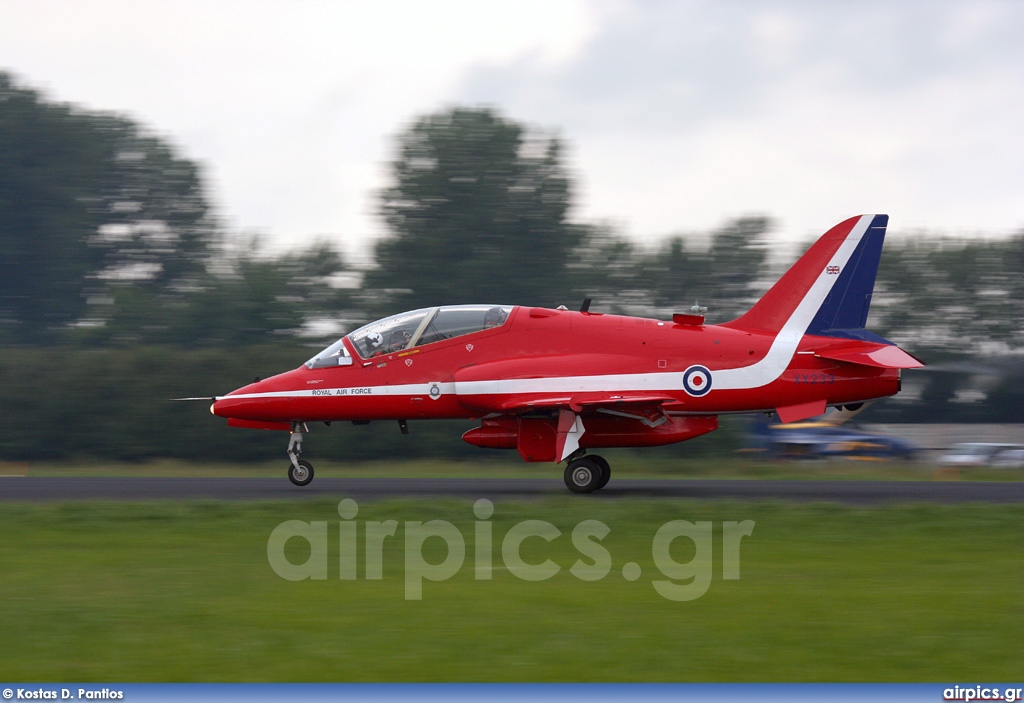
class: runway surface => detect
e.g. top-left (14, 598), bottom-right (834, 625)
top-left (2, 476), bottom-right (1023, 503)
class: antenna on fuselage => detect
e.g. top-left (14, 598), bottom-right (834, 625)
top-left (580, 298), bottom-right (592, 313)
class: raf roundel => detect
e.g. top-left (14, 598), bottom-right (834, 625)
top-left (682, 365), bottom-right (713, 397)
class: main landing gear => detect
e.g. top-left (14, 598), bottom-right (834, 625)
top-left (564, 453), bottom-right (611, 494)
top-left (287, 422), bottom-right (314, 486)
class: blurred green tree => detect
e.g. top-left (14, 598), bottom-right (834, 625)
top-left (630, 216), bottom-right (771, 321)
top-left (560, 217), bottom-right (771, 321)
top-left (369, 107), bottom-right (582, 311)
top-left (150, 238), bottom-right (353, 347)
top-left (0, 71), bottom-right (216, 344)
top-left (872, 231), bottom-right (1024, 357)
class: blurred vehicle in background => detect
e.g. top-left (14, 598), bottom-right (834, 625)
top-left (745, 414), bottom-right (921, 461)
top-left (939, 443), bottom-right (1024, 468)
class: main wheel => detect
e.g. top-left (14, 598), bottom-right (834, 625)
top-left (565, 457), bottom-right (602, 494)
top-left (288, 459), bottom-right (315, 486)
top-left (591, 455), bottom-right (611, 490)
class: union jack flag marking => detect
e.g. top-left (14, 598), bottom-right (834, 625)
top-left (826, 265), bottom-right (840, 275)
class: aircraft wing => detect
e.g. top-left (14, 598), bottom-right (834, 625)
top-left (495, 393), bottom-right (678, 425)
top-left (491, 393), bottom-right (684, 462)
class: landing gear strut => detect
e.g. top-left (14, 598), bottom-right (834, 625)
top-left (564, 453), bottom-right (611, 494)
top-left (287, 422), bottom-right (314, 486)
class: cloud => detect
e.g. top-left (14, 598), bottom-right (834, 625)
top-left (456, 0), bottom-right (1024, 242)
top-left (2, 0), bottom-right (1022, 259)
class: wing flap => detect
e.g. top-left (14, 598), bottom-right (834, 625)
top-left (494, 396), bottom-right (575, 412)
top-left (496, 393), bottom-right (676, 414)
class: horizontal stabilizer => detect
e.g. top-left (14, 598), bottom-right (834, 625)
top-left (816, 345), bottom-right (924, 369)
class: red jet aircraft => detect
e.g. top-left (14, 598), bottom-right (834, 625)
top-left (203, 214), bottom-right (922, 492)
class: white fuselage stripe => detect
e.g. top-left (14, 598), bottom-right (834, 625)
top-left (223, 383), bottom-right (457, 400)
top-left (224, 216), bottom-right (871, 403)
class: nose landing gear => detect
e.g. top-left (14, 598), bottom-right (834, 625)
top-left (287, 422), bottom-right (314, 486)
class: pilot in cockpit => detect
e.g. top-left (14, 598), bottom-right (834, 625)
top-left (365, 332), bottom-right (384, 356)
top-left (484, 307), bottom-right (507, 328)
top-left (388, 329), bottom-right (412, 352)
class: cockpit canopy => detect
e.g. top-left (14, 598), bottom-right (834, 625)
top-left (305, 305), bottom-right (512, 369)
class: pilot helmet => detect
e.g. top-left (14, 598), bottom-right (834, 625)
top-left (366, 332), bottom-right (383, 349)
top-left (484, 307), bottom-right (506, 327)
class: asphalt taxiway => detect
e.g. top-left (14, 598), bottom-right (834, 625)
top-left (1, 476), bottom-right (1023, 503)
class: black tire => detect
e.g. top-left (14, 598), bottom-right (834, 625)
top-left (288, 459), bottom-right (315, 486)
top-left (591, 455), bottom-right (611, 490)
top-left (565, 458), bottom-right (601, 494)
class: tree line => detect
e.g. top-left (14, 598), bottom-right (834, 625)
top-left (2, 70), bottom-right (1022, 461)
top-left (4, 70), bottom-right (1022, 356)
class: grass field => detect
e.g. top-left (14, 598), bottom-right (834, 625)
top-left (1, 494), bottom-right (1021, 681)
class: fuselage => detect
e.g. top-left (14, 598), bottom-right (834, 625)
top-left (211, 305), bottom-right (901, 426)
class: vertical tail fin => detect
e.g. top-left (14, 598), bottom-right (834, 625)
top-left (723, 214), bottom-right (888, 338)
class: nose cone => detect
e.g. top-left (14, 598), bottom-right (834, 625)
top-left (210, 394), bottom-right (236, 418)
top-left (212, 369), bottom-right (303, 421)
top-left (211, 381), bottom-right (262, 419)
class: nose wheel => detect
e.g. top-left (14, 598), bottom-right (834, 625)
top-left (564, 454), bottom-right (611, 494)
top-left (287, 422), bottom-right (314, 486)
top-left (288, 459), bottom-right (314, 486)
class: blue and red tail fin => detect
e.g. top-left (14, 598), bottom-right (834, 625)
top-left (723, 214), bottom-right (922, 369)
top-left (723, 214), bottom-right (887, 337)
top-left (805, 215), bottom-right (887, 339)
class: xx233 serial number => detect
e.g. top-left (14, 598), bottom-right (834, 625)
top-left (791, 373), bottom-right (835, 385)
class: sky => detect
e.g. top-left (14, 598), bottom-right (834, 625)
top-left (2, 0), bottom-right (1022, 263)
